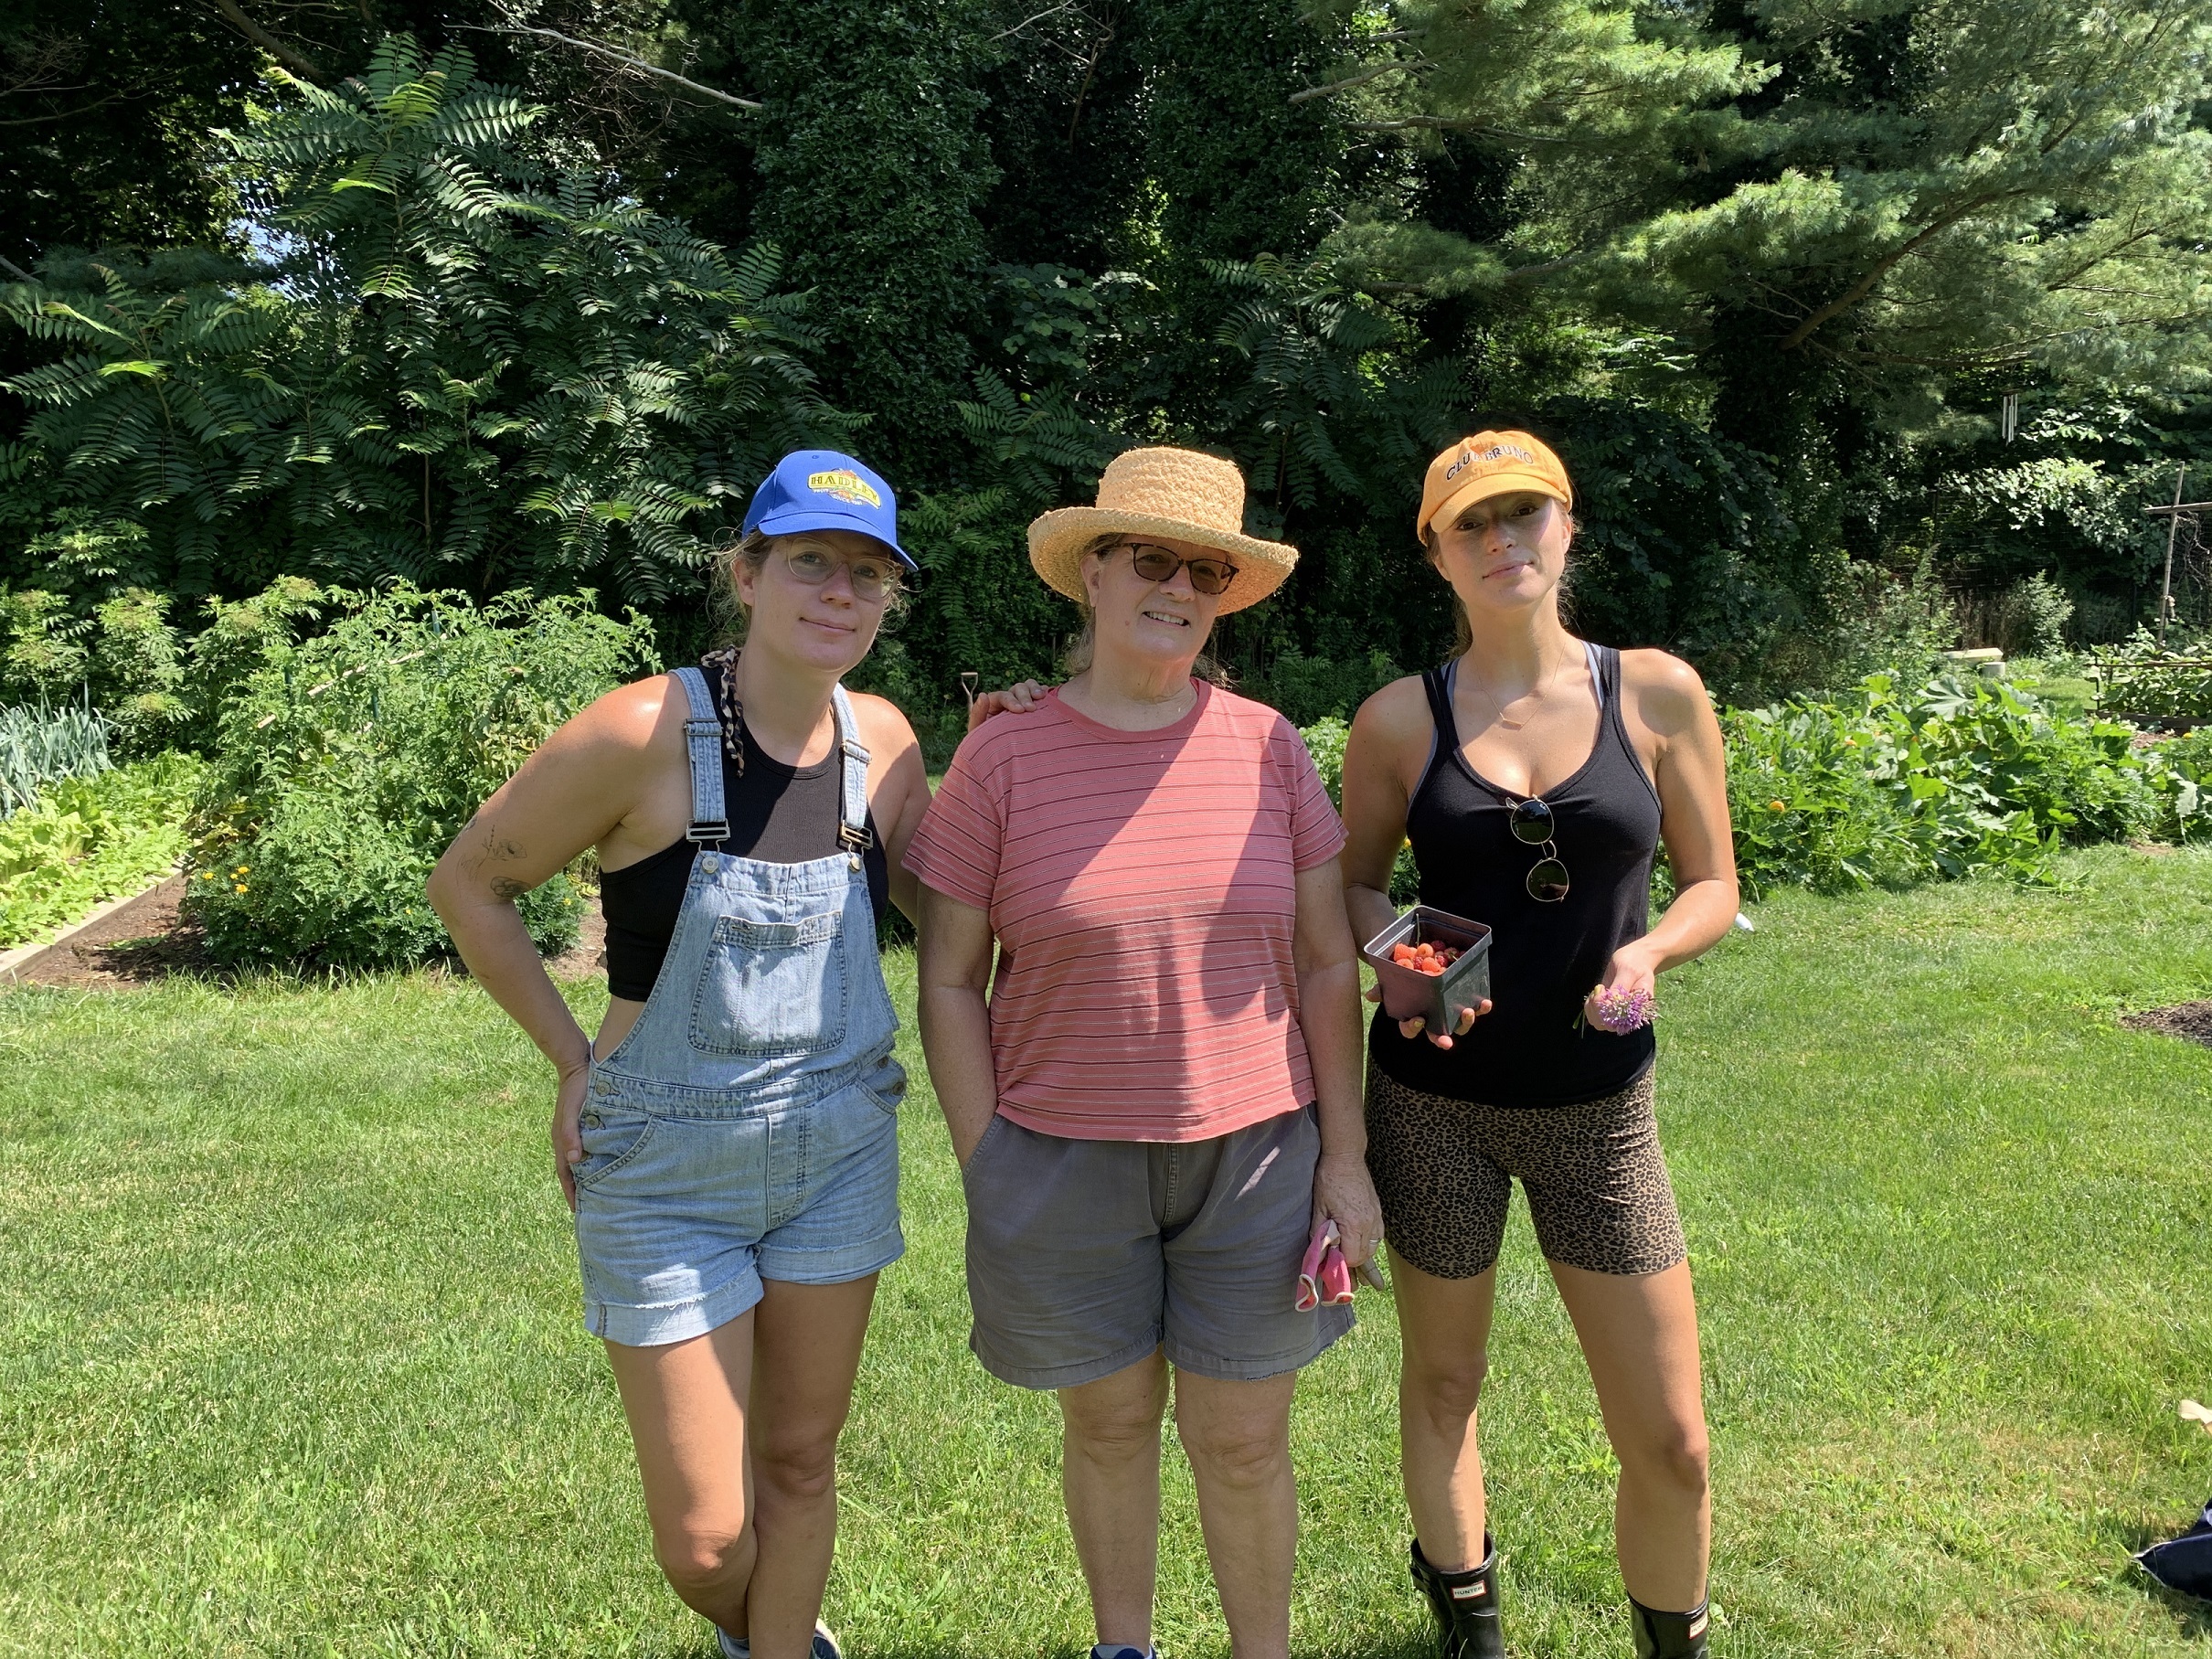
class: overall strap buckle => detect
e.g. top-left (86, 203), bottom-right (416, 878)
top-left (831, 683), bottom-right (872, 867)
top-left (673, 667), bottom-right (730, 845)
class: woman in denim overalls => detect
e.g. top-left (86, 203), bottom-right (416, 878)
top-left (431, 452), bottom-right (1039, 1659)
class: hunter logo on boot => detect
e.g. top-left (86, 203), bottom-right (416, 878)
top-left (1452, 1582), bottom-right (1487, 1599)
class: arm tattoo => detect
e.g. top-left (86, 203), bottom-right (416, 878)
top-left (489, 876), bottom-right (531, 903)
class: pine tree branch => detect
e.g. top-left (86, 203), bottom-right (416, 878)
top-left (1501, 251), bottom-right (1581, 284)
top-left (199, 0), bottom-right (327, 83)
top-left (464, 25), bottom-right (762, 111)
top-left (1347, 115), bottom-right (1585, 147)
top-left (1291, 58), bottom-right (1427, 104)
top-left (1778, 192), bottom-right (2010, 351)
top-left (2039, 222), bottom-right (2170, 293)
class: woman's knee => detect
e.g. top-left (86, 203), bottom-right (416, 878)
top-left (1060, 1364), bottom-right (1169, 1463)
top-left (1403, 1347), bottom-right (1489, 1426)
top-left (1063, 1397), bottom-right (1164, 1464)
top-left (1175, 1403), bottom-right (1290, 1487)
top-left (754, 1422), bottom-right (842, 1503)
top-left (1618, 1415), bottom-right (1709, 1500)
top-left (654, 1515), bottom-right (756, 1602)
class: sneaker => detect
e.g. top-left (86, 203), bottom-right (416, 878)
top-left (718, 1623), bottom-right (842, 1659)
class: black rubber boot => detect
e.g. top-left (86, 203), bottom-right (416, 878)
top-left (1629, 1595), bottom-right (1710, 1658)
top-left (1409, 1535), bottom-right (1505, 1659)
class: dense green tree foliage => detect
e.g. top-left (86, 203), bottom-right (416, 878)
top-left (5, 0), bottom-right (2212, 738)
top-left (2, 42), bottom-right (841, 613)
top-left (1313, 0), bottom-right (2212, 618)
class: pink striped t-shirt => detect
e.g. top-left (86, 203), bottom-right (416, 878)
top-left (904, 681), bottom-right (1346, 1142)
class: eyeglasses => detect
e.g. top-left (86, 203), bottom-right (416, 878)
top-left (782, 545), bottom-right (900, 601)
top-left (1121, 542), bottom-right (1240, 597)
top-left (1509, 796), bottom-right (1569, 903)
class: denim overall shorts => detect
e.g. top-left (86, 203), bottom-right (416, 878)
top-left (571, 667), bottom-right (906, 1346)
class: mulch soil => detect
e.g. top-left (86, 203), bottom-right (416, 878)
top-left (4, 877), bottom-right (607, 990)
top-left (2122, 1001), bottom-right (2212, 1049)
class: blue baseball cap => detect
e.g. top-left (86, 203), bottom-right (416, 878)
top-left (741, 450), bottom-right (915, 570)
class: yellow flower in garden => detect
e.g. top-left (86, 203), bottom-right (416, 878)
top-left (1768, 799), bottom-right (1786, 812)
top-left (198, 871), bottom-right (215, 881)
top-left (234, 883), bottom-right (247, 894)
top-left (233, 866), bottom-right (249, 876)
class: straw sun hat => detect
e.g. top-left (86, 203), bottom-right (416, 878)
top-left (1027, 448), bottom-right (1298, 616)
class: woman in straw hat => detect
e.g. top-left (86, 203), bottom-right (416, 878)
top-left (907, 447), bottom-right (1382, 1659)
top-left (1336, 431), bottom-right (1738, 1659)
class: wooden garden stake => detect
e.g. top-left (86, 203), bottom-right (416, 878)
top-left (2143, 466), bottom-right (2212, 650)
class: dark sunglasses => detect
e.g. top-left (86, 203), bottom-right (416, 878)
top-left (1509, 796), bottom-right (1569, 903)
top-left (1122, 541), bottom-right (1240, 597)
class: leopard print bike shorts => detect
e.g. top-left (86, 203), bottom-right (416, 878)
top-left (1365, 1065), bottom-right (1686, 1279)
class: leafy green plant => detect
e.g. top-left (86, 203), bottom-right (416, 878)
top-left (1, 38), bottom-right (843, 610)
top-left (184, 585), bottom-right (657, 970)
top-left (2087, 628), bottom-right (2212, 720)
top-left (1991, 573), bottom-right (2076, 658)
top-left (1298, 712), bottom-right (1418, 907)
top-left (0, 700), bottom-right (112, 816)
top-left (0, 753), bottom-right (204, 947)
top-left (1726, 673), bottom-right (2195, 898)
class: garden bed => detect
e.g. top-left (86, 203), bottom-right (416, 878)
top-left (4, 876), bottom-right (609, 990)
top-left (2123, 1000), bottom-right (2212, 1049)
top-left (0, 875), bottom-right (207, 988)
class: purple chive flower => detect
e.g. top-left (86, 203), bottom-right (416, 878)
top-left (1590, 984), bottom-right (1656, 1034)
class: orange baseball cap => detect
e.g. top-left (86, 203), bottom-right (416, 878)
top-left (1418, 431), bottom-right (1573, 544)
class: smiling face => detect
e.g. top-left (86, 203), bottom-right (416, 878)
top-left (732, 528), bottom-right (899, 675)
top-left (1429, 490), bottom-right (1572, 621)
top-left (1079, 535), bottom-right (1231, 675)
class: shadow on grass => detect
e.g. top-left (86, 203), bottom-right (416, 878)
top-left (862, 1639), bottom-right (1434, 1659)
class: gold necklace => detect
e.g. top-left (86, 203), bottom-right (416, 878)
top-left (1462, 661), bottom-right (1551, 733)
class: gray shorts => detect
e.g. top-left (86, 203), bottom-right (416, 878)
top-left (961, 1104), bottom-right (1353, 1389)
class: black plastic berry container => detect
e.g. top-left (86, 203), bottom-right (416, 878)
top-left (1360, 906), bottom-right (1493, 1036)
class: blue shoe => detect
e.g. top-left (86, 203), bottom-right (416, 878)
top-left (718, 1623), bottom-right (843, 1659)
top-left (1090, 1646), bottom-right (1156, 1659)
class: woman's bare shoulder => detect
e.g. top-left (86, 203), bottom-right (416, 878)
top-left (1349, 674), bottom-right (1436, 751)
top-left (539, 672), bottom-right (682, 762)
top-left (1617, 648), bottom-right (1712, 734)
top-left (846, 690), bottom-right (920, 762)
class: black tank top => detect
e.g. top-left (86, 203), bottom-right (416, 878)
top-left (1367, 643), bottom-right (1661, 1108)
top-left (599, 726), bottom-right (888, 1001)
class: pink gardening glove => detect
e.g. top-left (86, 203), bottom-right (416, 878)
top-left (1296, 1219), bottom-right (1357, 1310)
top-left (1295, 1218), bottom-right (1332, 1312)
top-left (1317, 1240), bottom-right (1355, 1305)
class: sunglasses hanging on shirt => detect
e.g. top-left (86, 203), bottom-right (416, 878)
top-left (1508, 796), bottom-right (1569, 903)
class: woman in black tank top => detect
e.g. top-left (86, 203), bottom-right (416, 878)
top-left (1338, 431), bottom-right (1740, 1659)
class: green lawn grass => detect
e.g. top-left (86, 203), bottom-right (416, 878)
top-left (3, 846), bottom-right (2210, 1656)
